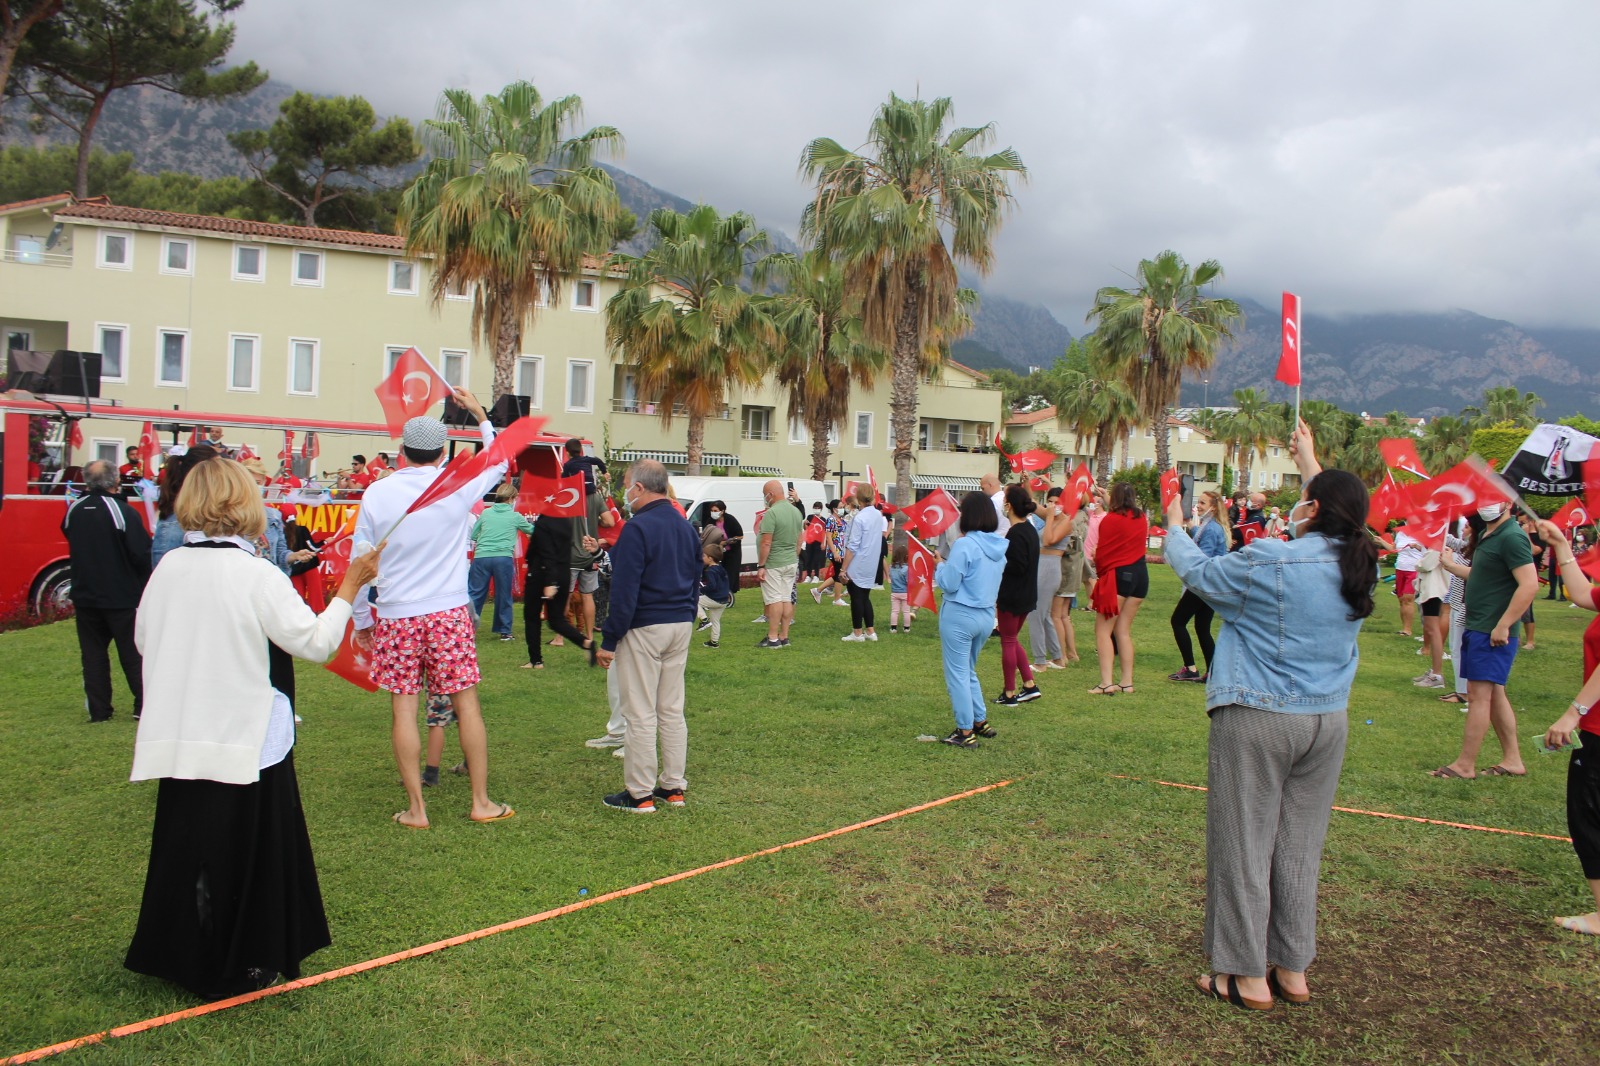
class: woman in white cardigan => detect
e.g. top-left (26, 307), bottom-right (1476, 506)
top-left (125, 458), bottom-right (381, 1001)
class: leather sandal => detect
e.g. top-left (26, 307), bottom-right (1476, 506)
top-left (1267, 967), bottom-right (1310, 1005)
top-left (1199, 973), bottom-right (1273, 1012)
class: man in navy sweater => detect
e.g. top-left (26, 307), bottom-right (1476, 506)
top-left (63, 460), bottom-right (151, 722)
top-left (595, 460), bottom-right (700, 813)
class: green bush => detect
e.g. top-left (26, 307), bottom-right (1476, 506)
top-left (1111, 466), bottom-right (1162, 522)
top-left (1469, 424), bottom-right (1565, 517)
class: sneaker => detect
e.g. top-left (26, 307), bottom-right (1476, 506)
top-left (865, 632), bottom-right (878, 642)
top-left (613, 747), bottom-right (625, 758)
top-left (1031, 662), bottom-right (1050, 671)
top-left (603, 791), bottom-right (655, 813)
top-left (779, 638), bottom-right (791, 647)
top-left (1410, 671), bottom-right (1432, 683)
top-left (756, 637), bottom-right (784, 648)
top-left (841, 633), bottom-right (866, 642)
top-left (585, 734), bottom-right (625, 749)
top-left (995, 693), bottom-right (1020, 707)
top-left (703, 640), bottom-right (719, 648)
top-left (811, 587), bottom-right (823, 604)
top-left (752, 616), bottom-right (767, 624)
top-left (498, 633), bottom-right (513, 642)
top-left (697, 619), bottom-right (711, 632)
top-left (1414, 673), bottom-right (1445, 689)
top-left (1168, 668), bottom-right (1198, 682)
top-left (652, 785), bottom-right (686, 807)
top-left (971, 719), bottom-right (998, 738)
top-left (940, 729), bottom-right (979, 748)
top-left (421, 766), bottom-right (440, 788)
top-left (1442, 653), bottom-right (1451, 661)
top-left (832, 599), bottom-right (848, 607)
top-left (890, 626), bottom-right (899, 633)
top-left (1016, 685), bottom-right (1043, 703)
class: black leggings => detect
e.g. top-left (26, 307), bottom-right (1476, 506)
top-left (524, 570), bottom-right (588, 665)
top-left (847, 580), bottom-right (875, 630)
top-left (1170, 589), bottom-right (1215, 670)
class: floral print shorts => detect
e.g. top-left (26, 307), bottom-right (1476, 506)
top-left (372, 605), bottom-right (481, 696)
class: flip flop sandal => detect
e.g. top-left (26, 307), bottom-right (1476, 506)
top-left (470, 803), bottom-right (516, 823)
top-left (1437, 692), bottom-right (1468, 704)
top-left (1088, 684), bottom-right (1119, 695)
top-left (1200, 973), bottom-right (1273, 1012)
top-left (1267, 968), bottom-right (1310, 1005)
top-left (1427, 766), bottom-right (1472, 779)
top-left (1478, 765), bottom-right (1526, 777)
top-left (1554, 915), bottom-right (1600, 935)
top-left (392, 812), bottom-right (428, 830)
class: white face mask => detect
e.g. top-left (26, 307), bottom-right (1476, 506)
top-left (710, 510), bottom-right (722, 520)
top-left (1477, 503), bottom-right (1505, 522)
top-left (1287, 500), bottom-right (1313, 539)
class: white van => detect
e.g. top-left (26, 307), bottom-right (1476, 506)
top-left (672, 475), bottom-right (832, 572)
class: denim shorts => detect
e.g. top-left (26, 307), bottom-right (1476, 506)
top-left (1459, 628), bottom-right (1518, 686)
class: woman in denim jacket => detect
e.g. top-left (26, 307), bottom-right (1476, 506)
top-left (1163, 423), bottom-right (1377, 1011)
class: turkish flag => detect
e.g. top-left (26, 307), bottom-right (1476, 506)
top-left (301, 431), bottom-right (319, 461)
top-left (68, 420), bottom-right (83, 449)
top-left (367, 454), bottom-right (388, 474)
top-left (906, 533), bottom-right (939, 614)
top-left (897, 486), bottom-right (959, 538)
top-left (993, 432), bottom-right (1056, 474)
top-left (1379, 438), bottom-right (1429, 479)
top-left (279, 431), bottom-right (295, 462)
top-left (187, 424), bottom-right (202, 449)
top-left (598, 499), bottom-right (625, 545)
top-left (1028, 474), bottom-right (1051, 494)
top-left (1368, 471), bottom-right (1408, 532)
top-left (403, 451), bottom-right (479, 517)
top-left (374, 347), bottom-right (451, 439)
top-left (324, 618), bottom-right (380, 692)
top-left (237, 441), bottom-right (257, 461)
top-left (1551, 497), bottom-right (1593, 531)
top-left (1160, 467), bottom-right (1181, 511)
top-left (136, 421), bottom-right (159, 478)
top-left (1055, 463), bottom-right (1094, 520)
top-left (519, 473), bottom-right (586, 517)
top-left (1573, 546), bottom-right (1600, 585)
top-left (1276, 291), bottom-right (1301, 387)
top-left (404, 416), bottom-right (547, 520)
top-left (1402, 461), bottom-right (1510, 550)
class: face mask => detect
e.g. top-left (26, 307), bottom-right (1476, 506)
top-left (1477, 504), bottom-right (1505, 522)
top-left (710, 510), bottom-right (722, 520)
top-left (622, 487), bottom-right (638, 516)
top-left (1287, 500), bottom-right (1313, 539)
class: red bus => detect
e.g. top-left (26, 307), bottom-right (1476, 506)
top-left (0, 396), bottom-right (581, 626)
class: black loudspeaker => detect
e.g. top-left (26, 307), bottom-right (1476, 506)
top-left (47, 350), bottom-right (101, 397)
top-left (441, 396), bottom-right (478, 427)
top-left (489, 393), bottom-right (531, 428)
top-left (2, 349), bottom-right (51, 392)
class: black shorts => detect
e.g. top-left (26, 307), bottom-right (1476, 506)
top-left (1421, 597), bottom-right (1443, 618)
top-left (1569, 732), bottom-right (1600, 880)
top-left (1116, 559), bottom-right (1150, 599)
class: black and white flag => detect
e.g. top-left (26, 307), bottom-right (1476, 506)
top-left (1502, 423), bottom-right (1600, 496)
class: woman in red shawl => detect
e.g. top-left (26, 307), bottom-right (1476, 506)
top-left (1089, 481), bottom-right (1150, 694)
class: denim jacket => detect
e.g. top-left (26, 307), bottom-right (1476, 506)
top-left (1164, 527), bottom-right (1365, 715)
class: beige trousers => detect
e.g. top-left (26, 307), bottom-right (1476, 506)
top-left (614, 621), bottom-right (692, 799)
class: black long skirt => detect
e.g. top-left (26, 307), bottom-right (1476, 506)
top-left (124, 750), bottom-right (330, 1000)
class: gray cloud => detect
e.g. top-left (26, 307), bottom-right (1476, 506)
top-left (230, 0), bottom-right (1600, 328)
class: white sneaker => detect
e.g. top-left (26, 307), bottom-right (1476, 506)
top-left (1413, 673), bottom-right (1444, 689)
top-left (865, 632), bottom-right (879, 642)
top-left (1442, 653), bottom-right (1451, 661)
top-left (585, 734), bottom-right (625, 749)
top-left (613, 746), bottom-right (625, 758)
top-left (841, 633), bottom-right (865, 642)
top-left (1031, 662), bottom-right (1050, 670)
top-left (832, 599), bottom-right (848, 607)
top-left (811, 587), bottom-right (823, 604)
top-left (752, 616), bottom-right (767, 624)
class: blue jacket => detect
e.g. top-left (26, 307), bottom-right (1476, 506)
top-left (601, 498), bottom-right (700, 651)
top-left (700, 561), bottom-right (731, 605)
top-left (889, 563), bottom-right (908, 594)
top-left (1165, 528), bottom-right (1366, 715)
top-left (1192, 516), bottom-right (1228, 559)
top-left (934, 530), bottom-right (1009, 610)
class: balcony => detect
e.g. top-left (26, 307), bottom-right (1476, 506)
top-left (1, 248), bottom-right (72, 268)
top-left (610, 397), bottom-right (730, 419)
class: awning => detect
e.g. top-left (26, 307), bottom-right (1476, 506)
top-left (913, 474), bottom-right (984, 492)
top-left (613, 449), bottom-right (742, 468)
top-left (738, 465), bottom-right (784, 476)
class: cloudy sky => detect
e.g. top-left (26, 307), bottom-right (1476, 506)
top-left (230, 0), bottom-right (1600, 329)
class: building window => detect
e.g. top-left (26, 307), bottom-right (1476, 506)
top-left (288, 338), bottom-right (319, 395)
top-left (854, 411), bottom-right (873, 448)
top-left (1271, 446), bottom-right (1281, 458)
top-left (96, 323), bottom-right (127, 382)
top-left (946, 422), bottom-right (962, 449)
top-left (566, 359), bottom-right (593, 412)
top-left (515, 356), bottom-right (543, 408)
top-left (161, 238), bottom-right (192, 276)
top-left (384, 345), bottom-right (410, 376)
top-left (98, 229), bottom-right (132, 270)
top-left (742, 406), bottom-right (772, 441)
top-left (293, 250), bottom-right (323, 287)
top-left (6, 329), bottom-right (31, 353)
top-left (228, 334), bottom-right (259, 392)
top-left (11, 235), bottom-right (42, 263)
top-left (156, 329), bottom-right (188, 386)
top-left (389, 260), bottom-right (417, 295)
top-left (789, 415), bottom-right (807, 444)
top-left (918, 422), bottom-right (930, 450)
top-left (233, 244), bottom-right (264, 281)
top-left (444, 275), bottom-right (471, 301)
top-left (439, 348), bottom-right (468, 388)
top-left (572, 279), bottom-right (598, 311)
top-left (91, 438), bottom-right (122, 466)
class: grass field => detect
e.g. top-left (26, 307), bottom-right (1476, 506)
top-left (4, 565), bottom-right (1599, 1064)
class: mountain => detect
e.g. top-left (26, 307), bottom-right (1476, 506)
top-left (1189, 297), bottom-right (1600, 418)
top-left (955, 290), bottom-right (1073, 372)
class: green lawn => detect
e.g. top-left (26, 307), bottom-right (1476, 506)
top-left (4, 567), bottom-right (1597, 1064)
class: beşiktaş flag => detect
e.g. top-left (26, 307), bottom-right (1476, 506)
top-left (1502, 423), bottom-right (1600, 496)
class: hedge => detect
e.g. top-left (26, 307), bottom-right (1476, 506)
top-left (1469, 425), bottom-right (1564, 518)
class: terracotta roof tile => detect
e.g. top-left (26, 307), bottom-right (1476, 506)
top-left (1005, 405), bottom-right (1058, 426)
top-left (0, 192), bottom-right (74, 215)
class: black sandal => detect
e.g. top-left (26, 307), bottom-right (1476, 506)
top-left (1200, 973), bottom-right (1273, 1012)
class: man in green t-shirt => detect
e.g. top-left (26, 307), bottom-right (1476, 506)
top-left (756, 480), bottom-right (803, 648)
top-left (1434, 503), bottom-right (1538, 780)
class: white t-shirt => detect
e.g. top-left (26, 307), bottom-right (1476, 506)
top-left (1394, 529), bottom-right (1423, 573)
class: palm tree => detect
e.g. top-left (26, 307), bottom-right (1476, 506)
top-left (1084, 250), bottom-right (1243, 471)
top-left (1463, 385), bottom-right (1543, 429)
top-left (1220, 388), bottom-right (1285, 492)
top-left (1341, 425), bottom-right (1390, 486)
top-left (398, 81), bottom-right (625, 400)
top-left (1298, 399), bottom-right (1350, 466)
top-left (801, 93), bottom-right (1026, 508)
top-left (1419, 414), bottom-right (1472, 471)
top-left (605, 205), bottom-right (776, 475)
top-left (1051, 347), bottom-right (1139, 481)
top-left (761, 250), bottom-right (888, 481)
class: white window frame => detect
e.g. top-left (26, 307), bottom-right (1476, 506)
top-left (160, 237), bottom-right (193, 276)
top-left (155, 328), bottom-right (189, 388)
top-left (11, 235), bottom-right (42, 263)
top-left (227, 332), bottom-right (260, 393)
top-left (97, 229), bottom-right (133, 270)
top-left (388, 259), bottom-right (419, 296)
top-left (888, 422), bottom-right (896, 450)
top-left (946, 422), bottom-right (962, 449)
top-left (383, 345), bottom-right (412, 377)
top-left (287, 337), bottom-right (320, 396)
top-left (443, 275), bottom-right (472, 302)
top-left (292, 250), bottom-right (324, 288)
top-left (90, 437), bottom-right (123, 466)
top-left (565, 358), bottom-right (594, 413)
top-left (94, 322), bottom-right (128, 383)
top-left (232, 243), bottom-right (265, 282)
top-left (571, 278), bottom-right (599, 312)
top-left (514, 355), bottom-right (544, 409)
top-left (439, 348), bottom-right (469, 390)
top-left (854, 411), bottom-right (873, 449)
top-left (788, 414), bottom-right (807, 444)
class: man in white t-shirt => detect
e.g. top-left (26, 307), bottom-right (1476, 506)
top-left (1393, 521), bottom-right (1424, 638)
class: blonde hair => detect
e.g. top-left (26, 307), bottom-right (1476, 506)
top-left (1202, 490), bottom-right (1231, 542)
top-left (853, 482), bottom-right (875, 507)
top-left (175, 458), bottom-right (267, 540)
top-left (495, 479), bottom-right (518, 503)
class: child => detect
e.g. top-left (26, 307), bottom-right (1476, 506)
top-left (699, 541), bottom-right (732, 647)
top-left (889, 544), bottom-right (911, 632)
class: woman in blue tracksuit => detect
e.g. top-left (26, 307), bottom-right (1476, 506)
top-left (934, 491), bottom-right (1011, 747)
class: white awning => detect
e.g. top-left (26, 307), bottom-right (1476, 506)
top-left (913, 474), bottom-right (984, 492)
top-left (613, 450), bottom-right (742, 468)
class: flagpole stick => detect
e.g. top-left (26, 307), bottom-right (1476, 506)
top-left (1466, 454), bottom-right (1542, 522)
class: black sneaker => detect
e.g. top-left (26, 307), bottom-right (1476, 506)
top-left (779, 638), bottom-right (791, 647)
top-left (995, 693), bottom-right (1020, 707)
top-left (652, 785), bottom-right (686, 807)
top-left (1168, 667), bottom-right (1202, 682)
top-left (941, 729), bottom-right (979, 748)
top-left (697, 619), bottom-right (712, 631)
top-left (890, 626), bottom-right (898, 633)
top-left (972, 719), bottom-right (998, 738)
top-left (756, 637), bottom-right (783, 649)
top-left (603, 791), bottom-right (656, 813)
top-left (703, 640), bottom-right (719, 648)
top-left (1017, 685), bottom-right (1042, 703)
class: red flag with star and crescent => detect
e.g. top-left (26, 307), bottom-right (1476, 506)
top-left (518, 473), bottom-right (586, 518)
top-left (896, 486), bottom-right (959, 539)
top-left (1277, 291), bottom-right (1301, 387)
top-left (404, 417), bottom-right (547, 519)
top-left (1055, 463), bottom-right (1095, 521)
top-left (993, 433), bottom-right (1056, 474)
top-left (1401, 460), bottom-right (1512, 551)
top-left (324, 618), bottom-right (380, 692)
top-left (1378, 437), bottom-right (1429, 480)
top-left (136, 421), bottom-right (160, 478)
top-left (1551, 497), bottom-right (1593, 532)
top-left (1160, 467), bottom-right (1182, 511)
top-left (374, 347), bottom-right (451, 439)
top-left (906, 533), bottom-right (939, 614)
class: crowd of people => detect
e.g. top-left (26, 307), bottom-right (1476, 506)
top-left (57, 390), bottom-right (1600, 1011)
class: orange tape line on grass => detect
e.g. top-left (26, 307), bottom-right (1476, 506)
top-left (3, 778), bottom-right (1013, 1065)
top-left (1109, 775), bottom-right (1572, 842)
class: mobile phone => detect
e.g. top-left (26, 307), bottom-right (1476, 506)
top-left (787, 481), bottom-right (795, 492)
